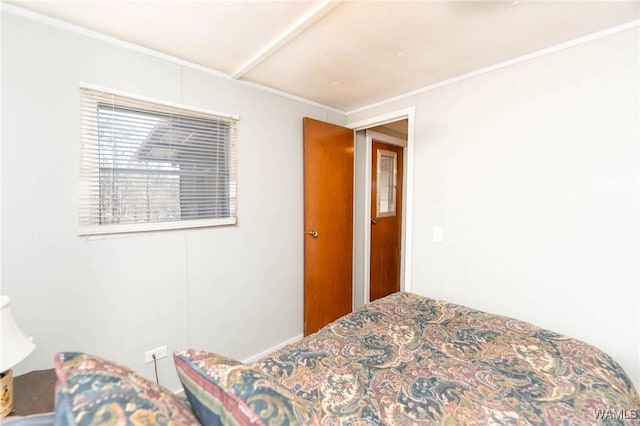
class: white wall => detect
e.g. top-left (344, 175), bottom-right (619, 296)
top-left (1, 11), bottom-right (344, 391)
top-left (349, 27), bottom-right (640, 388)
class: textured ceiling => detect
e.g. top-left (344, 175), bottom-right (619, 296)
top-left (6, 1), bottom-right (639, 112)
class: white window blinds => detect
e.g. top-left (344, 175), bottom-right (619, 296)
top-left (79, 85), bottom-right (238, 236)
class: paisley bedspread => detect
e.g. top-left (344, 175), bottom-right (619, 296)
top-left (252, 292), bottom-right (640, 425)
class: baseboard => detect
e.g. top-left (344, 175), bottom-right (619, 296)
top-left (242, 334), bottom-right (304, 364)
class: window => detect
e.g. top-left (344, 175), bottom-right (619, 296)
top-left (79, 85), bottom-right (238, 235)
top-left (376, 149), bottom-right (397, 217)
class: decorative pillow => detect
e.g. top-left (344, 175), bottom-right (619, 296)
top-left (54, 352), bottom-right (200, 426)
top-left (174, 349), bottom-right (319, 426)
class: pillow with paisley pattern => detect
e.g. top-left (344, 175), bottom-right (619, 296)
top-left (54, 352), bottom-right (200, 426)
top-left (174, 349), bottom-right (319, 426)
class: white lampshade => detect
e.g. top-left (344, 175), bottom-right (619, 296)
top-left (0, 296), bottom-right (35, 372)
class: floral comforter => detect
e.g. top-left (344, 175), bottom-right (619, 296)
top-left (253, 292), bottom-right (640, 425)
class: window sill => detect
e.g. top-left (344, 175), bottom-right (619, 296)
top-left (78, 217), bottom-right (237, 239)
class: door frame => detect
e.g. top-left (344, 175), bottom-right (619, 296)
top-left (347, 107), bottom-right (416, 307)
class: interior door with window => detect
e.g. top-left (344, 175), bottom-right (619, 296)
top-left (370, 141), bottom-right (403, 301)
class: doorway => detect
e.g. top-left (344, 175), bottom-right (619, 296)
top-left (349, 108), bottom-right (415, 308)
top-left (301, 109), bottom-right (415, 334)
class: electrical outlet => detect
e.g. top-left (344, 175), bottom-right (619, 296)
top-left (144, 345), bottom-right (168, 364)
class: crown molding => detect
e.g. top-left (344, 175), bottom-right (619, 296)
top-left (346, 19), bottom-right (640, 116)
top-left (1, 3), bottom-right (346, 116)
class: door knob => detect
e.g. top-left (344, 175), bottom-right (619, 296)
top-left (371, 219), bottom-right (377, 225)
top-left (306, 230), bottom-right (319, 238)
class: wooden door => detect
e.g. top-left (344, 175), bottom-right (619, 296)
top-left (370, 141), bottom-right (403, 302)
top-left (303, 118), bottom-right (354, 336)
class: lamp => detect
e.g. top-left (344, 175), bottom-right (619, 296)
top-left (0, 296), bottom-right (35, 418)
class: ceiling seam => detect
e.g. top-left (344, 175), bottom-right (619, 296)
top-left (0, 3), bottom-right (347, 116)
top-left (231, 0), bottom-right (343, 80)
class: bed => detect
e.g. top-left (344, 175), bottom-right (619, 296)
top-left (12, 292), bottom-right (640, 425)
top-left (247, 292), bottom-right (640, 424)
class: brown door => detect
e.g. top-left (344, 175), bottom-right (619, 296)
top-left (370, 141), bottom-right (403, 302)
top-left (303, 118), bottom-right (354, 336)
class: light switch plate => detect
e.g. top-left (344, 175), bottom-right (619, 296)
top-left (433, 226), bottom-right (444, 243)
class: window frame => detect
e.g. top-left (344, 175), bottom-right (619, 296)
top-left (375, 148), bottom-right (398, 218)
top-left (78, 83), bottom-right (239, 236)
